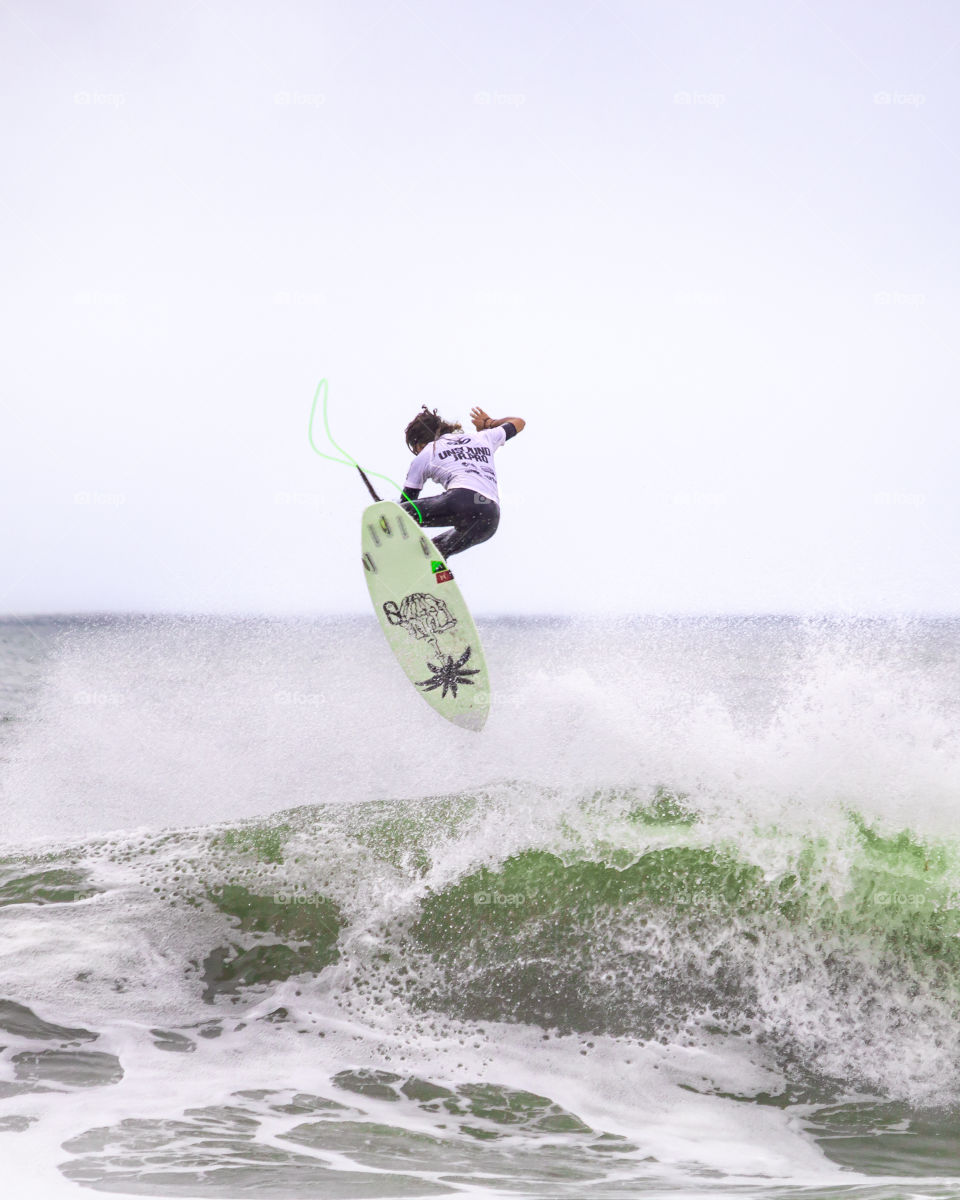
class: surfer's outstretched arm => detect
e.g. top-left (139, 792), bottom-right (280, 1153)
top-left (470, 407), bottom-right (525, 435)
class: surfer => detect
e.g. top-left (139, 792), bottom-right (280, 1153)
top-left (399, 405), bottom-right (525, 558)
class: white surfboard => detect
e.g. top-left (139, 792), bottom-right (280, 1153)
top-left (361, 501), bottom-right (489, 731)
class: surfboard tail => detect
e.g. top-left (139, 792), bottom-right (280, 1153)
top-left (451, 708), bottom-right (488, 732)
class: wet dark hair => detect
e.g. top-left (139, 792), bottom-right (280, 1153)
top-left (404, 406), bottom-right (463, 452)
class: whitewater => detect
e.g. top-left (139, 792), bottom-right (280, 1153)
top-left (1, 614), bottom-right (959, 1199)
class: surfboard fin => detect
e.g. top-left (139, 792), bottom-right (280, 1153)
top-left (357, 466), bottom-right (382, 503)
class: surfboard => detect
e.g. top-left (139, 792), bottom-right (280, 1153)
top-left (361, 501), bottom-right (489, 731)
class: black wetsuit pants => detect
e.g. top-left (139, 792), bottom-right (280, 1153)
top-left (400, 488), bottom-right (500, 558)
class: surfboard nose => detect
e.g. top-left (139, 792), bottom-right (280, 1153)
top-left (362, 501), bottom-right (491, 732)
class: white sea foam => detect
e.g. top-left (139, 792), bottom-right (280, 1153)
top-left (0, 616), bottom-right (958, 1197)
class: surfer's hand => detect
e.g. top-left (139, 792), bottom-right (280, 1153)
top-left (471, 407), bottom-right (492, 431)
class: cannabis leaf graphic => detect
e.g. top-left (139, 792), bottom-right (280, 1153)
top-left (415, 645), bottom-right (481, 699)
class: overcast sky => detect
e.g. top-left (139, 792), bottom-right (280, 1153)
top-left (2, 0), bottom-right (957, 616)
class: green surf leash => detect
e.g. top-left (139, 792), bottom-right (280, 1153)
top-left (307, 378), bottom-right (422, 518)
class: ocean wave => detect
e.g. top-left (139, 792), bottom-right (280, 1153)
top-left (3, 783), bottom-right (960, 1106)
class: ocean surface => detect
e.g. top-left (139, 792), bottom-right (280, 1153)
top-left (1, 614), bottom-right (960, 1199)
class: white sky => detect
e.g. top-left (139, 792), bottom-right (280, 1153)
top-left (2, 0), bottom-right (958, 616)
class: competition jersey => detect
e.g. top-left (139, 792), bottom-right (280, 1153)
top-left (404, 427), bottom-right (508, 505)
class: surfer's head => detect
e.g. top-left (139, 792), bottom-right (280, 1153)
top-left (405, 406), bottom-right (463, 454)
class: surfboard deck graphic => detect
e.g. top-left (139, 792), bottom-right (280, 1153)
top-left (361, 501), bottom-right (489, 731)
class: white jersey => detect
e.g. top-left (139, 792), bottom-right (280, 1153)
top-left (404, 427), bottom-right (508, 504)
